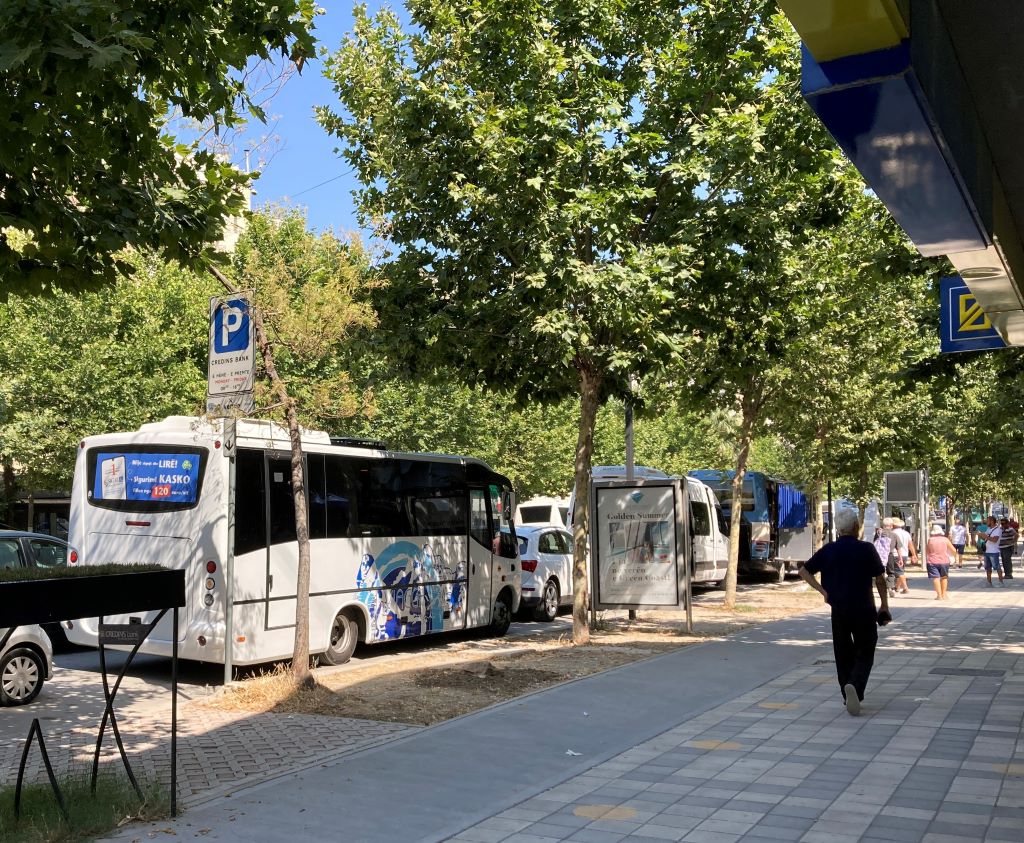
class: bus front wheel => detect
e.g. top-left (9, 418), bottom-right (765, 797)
top-left (322, 611), bottom-right (358, 666)
top-left (488, 592), bottom-right (512, 637)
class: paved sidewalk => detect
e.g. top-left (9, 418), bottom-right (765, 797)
top-left (97, 570), bottom-right (1023, 843)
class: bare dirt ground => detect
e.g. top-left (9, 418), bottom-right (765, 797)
top-left (202, 580), bottom-right (824, 726)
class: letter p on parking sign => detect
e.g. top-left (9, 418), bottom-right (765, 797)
top-left (207, 293), bottom-right (255, 416)
top-left (214, 298), bottom-right (250, 352)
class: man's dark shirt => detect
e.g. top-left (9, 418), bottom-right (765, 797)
top-left (804, 535), bottom-right (884, 618)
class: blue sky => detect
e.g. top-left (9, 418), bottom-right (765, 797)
top-left (241, 1), bottom-right (405, 238)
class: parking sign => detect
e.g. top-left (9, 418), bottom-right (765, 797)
top-left (207, 294), bottom-right (255, 415)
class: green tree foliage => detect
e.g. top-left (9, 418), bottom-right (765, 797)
top-left (762, 193), bottom-right (937, 538)
top-left (320, 0), bottom-right (802, 640)
top-left (654, 10), bottom-right (868, 604)
top-left (927, 350), bottom-right (1024, 512)
top-left (0, 0), bottom-right (317, 292)
top-left (0, 257), bottom-right (215, 500)
top-left (230, 210), bottom-right (378, 428)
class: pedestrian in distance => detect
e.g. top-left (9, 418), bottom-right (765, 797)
top-left (998, 517), bottom-right (1016, 580)
top-left (875, 518), bottom-right (899, 597)
top-left (975, 525), bottom-right (987, 567)
top-left (926, 524), bottom-right (955, 600)
top-left (891, 518), bottom-right (914, 593)
top-left (948, 516), bottom-right (968, 569)
top-left (982, 515), bottom-right (1005, 586)
top-left (800, 508), bottom-right (892, 717)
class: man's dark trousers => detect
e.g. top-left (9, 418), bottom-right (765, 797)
top-left (1001, 547), bottom-right (1014, 578)
top-left (831, 609), bottom-right (877, 702)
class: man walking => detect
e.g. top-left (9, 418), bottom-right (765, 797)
top-left (998, 517), bottom-right (1016, 580)
top-left (800, 508), bottom-right (891, 716)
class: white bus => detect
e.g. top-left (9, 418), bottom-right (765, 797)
top-left (66, 416), bottom-right (521, 666)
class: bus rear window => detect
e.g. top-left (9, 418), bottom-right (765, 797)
top-left (87, 446), bottom-right (208, 512)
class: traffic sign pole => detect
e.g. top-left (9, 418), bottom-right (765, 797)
top-left (223, 418), bottom-right (237, 687)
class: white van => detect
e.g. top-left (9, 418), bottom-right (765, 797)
top-left (515, 496), bottom-right (570, 527)
top-left (569, 466), bottom-right (730, 586)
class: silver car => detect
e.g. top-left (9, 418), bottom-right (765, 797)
top-left (0, 624), bottom-right (54, 706)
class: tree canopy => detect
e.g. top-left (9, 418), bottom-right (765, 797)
top-left (0, 0), bottom-right (317, 292)
top-left (319, 0), bottom-right (818, 639)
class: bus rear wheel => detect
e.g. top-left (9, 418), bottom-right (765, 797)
top-left (322, 611), bottom-right (358, 666)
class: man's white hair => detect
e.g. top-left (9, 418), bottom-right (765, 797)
top-left (835, 508), bottom-right (861, 536)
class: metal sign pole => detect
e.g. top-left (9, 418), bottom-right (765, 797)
top-left (625, 391), bottom-right (636, 621)
top-left (680, 479), bottom-right (693, 634)
top-left (223, 418), bottom-right (237, 686)
top-left (589, 479), bottom-right (598, 631)
top-left (171, 607), bottom-right (178, 817)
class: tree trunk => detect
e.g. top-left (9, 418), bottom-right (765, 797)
top-left (251, 307), bottom-right (313, 685)
top-left (724, 395), bottom-right (757, 610)
top-left (210, 266), bottom-right (313, 685)
top-left (572, 365), bottom-right (602, 646)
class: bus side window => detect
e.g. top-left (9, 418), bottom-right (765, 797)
top-left (469, 489), bottom-right (490, 549)
top-left (268, 458), bottom-right (297, 545)
top-left (324, 455), bottom-right (353, 538)
top-left (235, 449), bottom-right (267, 555)
top-left (351, 458), bottom-right (413, 537)
top-left (307, 454), bottom-right (327, 540)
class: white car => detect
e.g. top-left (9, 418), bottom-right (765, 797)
top-left (0, 624), bottom-right (53, 706)
top-left (517, 525), bottom-right (574, 621)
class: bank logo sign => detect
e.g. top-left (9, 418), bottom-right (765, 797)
top-left (939, 275), bottom-right (1007, 354)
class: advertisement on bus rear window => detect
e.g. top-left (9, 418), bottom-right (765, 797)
top-left (92, 452), bottom-right (202, 504)
top-left (593, 481), bottom-right (681, 608)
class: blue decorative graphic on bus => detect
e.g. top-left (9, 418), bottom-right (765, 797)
top-left (356, 541), bottom-right (466, 640)
top-left (92, 452), bottom-right (201, 504)
top-left (450, 561), bottom-right (466, 617)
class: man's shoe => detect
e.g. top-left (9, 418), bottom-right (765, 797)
top-left (987, 580), bottom-right (994, 587)
top-left (844, 684), bottom-right (860, 716)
